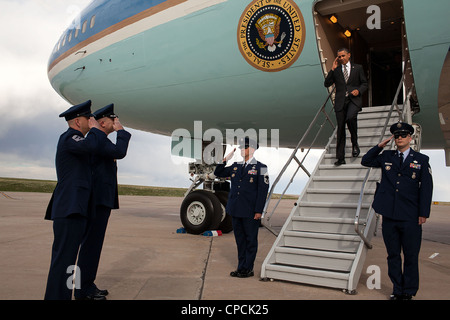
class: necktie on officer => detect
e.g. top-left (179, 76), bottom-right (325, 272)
top-left (399, 152), bottom-right (404, 167)
top-left (241, 162), bottom-right (247, 176)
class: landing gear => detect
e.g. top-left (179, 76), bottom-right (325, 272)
top-left (179, 162), bottom-right (233, 234)
top-left (180, 190), bottom-right (223, 234)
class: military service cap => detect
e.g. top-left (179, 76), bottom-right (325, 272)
top-left (390, 122), bottom-right (414, 135)
top-left (59, 100), bottom-right (93, 121)
top-left (239, 137), bottom-right (259, 150)
top-left (93, 103), bottom-right (117, 120)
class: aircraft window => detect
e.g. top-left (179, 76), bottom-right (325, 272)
top-left (68, 31), bottom-right (72, 43)
top-left (62, 34), bottom-right (66, 47)
top-left (90, 15), bottom-right (96, 28)
top-left (82, 20), bottom-right (87, 33)
top-left (75, 28), bottom-right (79, 38)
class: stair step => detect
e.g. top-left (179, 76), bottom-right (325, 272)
top-left (361, 105), bottom-right (401, 112)
top-left (309, 175), bottom-right (379, 191)
top-left (295, 200), bottom-right (372, 218)
top-left (358, 111), bottom-right (399, 120)
top-left (274, 247), bottom-right (356, 271)
top-left (315, 163), bottom-right (374, 177)
top-left (298, 201), bottom-right (371, 208)
top-left (264, 264), bottom-right (350, 289)
top-left (306, 188), bottom-right (375, 194)
top-left (303, 188), bottom-right (375, 203)
top-left (312, 175), bottom-right (378, 181)
top-left (283, 230), bottom-right (361, 253)
top-left (291, 216), bottom-right (359, 234)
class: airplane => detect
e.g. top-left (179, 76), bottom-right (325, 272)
top-left (47, 0), bottom-right (450, 235)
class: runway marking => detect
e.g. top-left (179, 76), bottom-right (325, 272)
top-left (0, 192), bottom-right (22, 200)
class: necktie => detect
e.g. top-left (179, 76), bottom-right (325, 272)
top-left (399, 152), bottom-right (404, 166)
top-left (241, 162), bottom-right (247, 176)
top-left (343, 64), bottom-right (349, 83)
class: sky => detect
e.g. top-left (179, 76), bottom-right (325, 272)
top-left (0, 0), bottom-right (449, 201)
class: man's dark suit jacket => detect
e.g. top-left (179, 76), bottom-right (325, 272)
top-left (92, 129), bottom-right (131, 209)
top-left (324, 63), bottom-right (368, 111)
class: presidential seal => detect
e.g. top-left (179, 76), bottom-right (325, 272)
top-left (237, 0), bottom-right (306, 72)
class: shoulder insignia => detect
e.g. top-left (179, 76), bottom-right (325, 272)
top-left (72, 135), bottom-right (85, 142)
top-left (264, 173), bottom-right (270, 185)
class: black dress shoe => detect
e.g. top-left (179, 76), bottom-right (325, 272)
top-left (230, 270), bottom-right (241, 277)
top-left (237, 270), bottom-right (254, 278)
top-left (352, 144), bottom-right (360, 157)
top-left (75, 293), bottom-right (107, 300)
top-left (95, 288), bottom-right (109, 297)
top-left (389, 294), bottom-right (402, 300)
top-left (334, 159), bottom-right (346, 166)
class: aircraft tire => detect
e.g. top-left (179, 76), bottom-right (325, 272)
top-left (214, 191), bottom-right (233, 233)
top-left (180, 190), bottom-right (223, 234)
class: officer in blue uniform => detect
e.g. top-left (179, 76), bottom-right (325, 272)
top-left (214, 138), bottom-right (269, 278)
top-left (361, 122), bottom-right (433, 300)
top-left (44, 100), bottom-right (107, 300)
top-left (75, 104), bottom-right (131, 300)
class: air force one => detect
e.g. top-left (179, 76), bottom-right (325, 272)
top-left (49, 0), bottom-right (448, 216)
top-left (48, 0), bottom-right (449, 292)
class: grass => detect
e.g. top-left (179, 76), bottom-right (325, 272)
top-left (0, 177), bottom-right (187, 197)
top-left (0, 177), bottom-right (296, 199)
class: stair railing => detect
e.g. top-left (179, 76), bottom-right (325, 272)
top-left (354, 73), bottom-right (408, 248)
top-left (262, 87), bottom-right (336, 232)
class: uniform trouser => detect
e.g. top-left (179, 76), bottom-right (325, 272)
top-left (335, 98), bottom-right (359, 160)
top-left (232, 216), bottom-right (260, 271)
top-left (382, 217), bottom-right (422, 296)
top-left (75, 205), bottom-right (111, 298)
top-left (44, 215), bottom-right (87, 300)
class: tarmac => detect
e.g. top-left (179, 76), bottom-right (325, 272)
top-left (1, 192), bottom-right (449, 301)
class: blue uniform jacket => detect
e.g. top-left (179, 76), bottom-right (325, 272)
top-left (92, 129), bottom-right (131, 209)
top-left (214, 159), bottom-right (269, 218)
top-left (45, 127), bottom-right (106, 220)
top-left (361, 145), bottom-right (433, 221)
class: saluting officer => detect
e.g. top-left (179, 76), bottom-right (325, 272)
top-left (44, 100), bottom-right (106, 300)
top-left (75, 104), bottom-right (131, 300)
top-left (214, 138), bottom-right (269, 278)
top-left (361, 122), bottom-right (433, 300)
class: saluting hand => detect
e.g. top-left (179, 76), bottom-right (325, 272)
top-left (223, 148), bottom-right (236, 162)
top-left (378, 135), bottom-right (394, 148)
top-left (113, 117), bottom-right (124, 131)
top-left (331, 56), bottom-right (339, 71)
top-left (89, 117), bottom-right (101, 130)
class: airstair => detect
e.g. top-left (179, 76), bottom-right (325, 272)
top-left (261, 78), bottom-right (418, 293)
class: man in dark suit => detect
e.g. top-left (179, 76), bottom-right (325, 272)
top-left (44, 100), bottom-right (106, 300)
top-left (214, 138), bottom-right (269, 278)
top-left (75, 104), bottom-right (131, 300)
top-left (361, 122), bottom-right (433, 300)
top-left (324, 48), bottom-right (368, 165)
